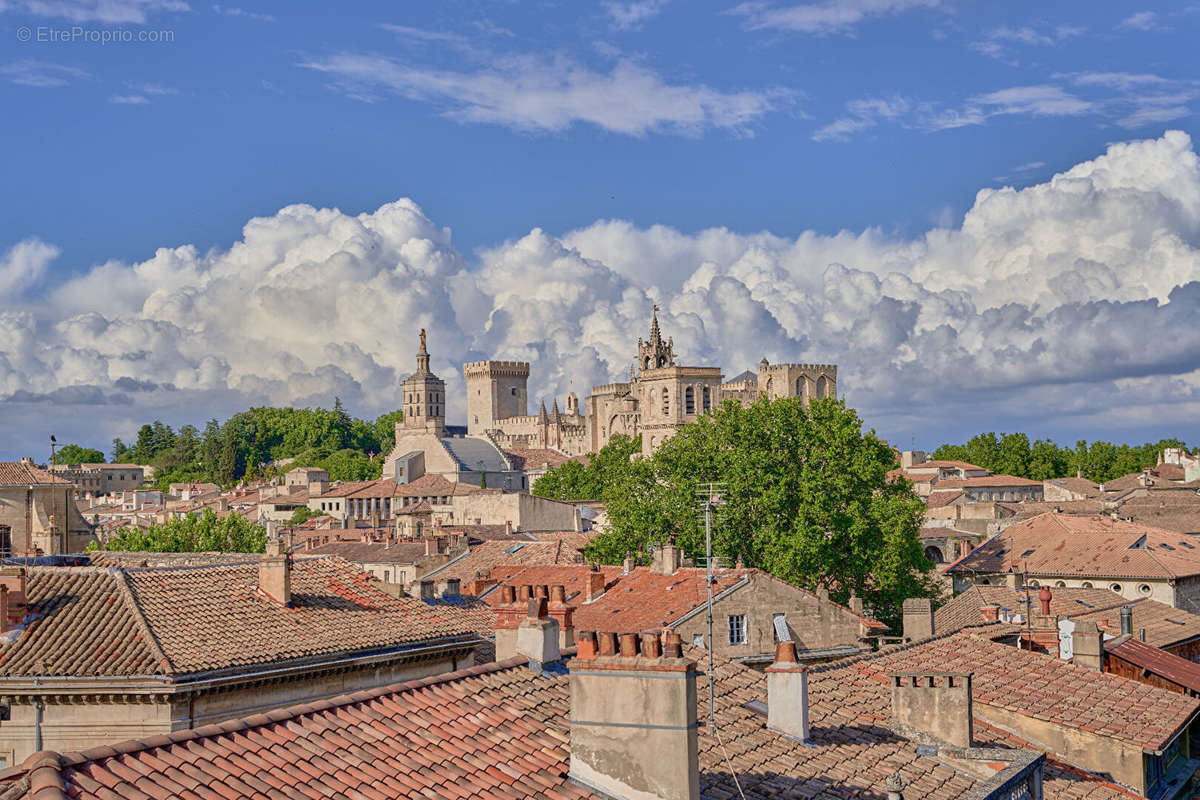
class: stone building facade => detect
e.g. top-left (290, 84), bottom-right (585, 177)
top-left (456, 311), bottom-right (838, 459)
top-left (0, 460), bottom-right (93, 556)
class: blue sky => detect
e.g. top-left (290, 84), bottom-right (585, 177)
top-left (1, 0), bottom-right (1199, 459)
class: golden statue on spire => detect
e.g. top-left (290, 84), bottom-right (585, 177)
top-left (419, 328), bottom-right (427, 353)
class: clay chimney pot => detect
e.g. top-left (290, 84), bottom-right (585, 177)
top-left (598, 632), bottom-right (618, 656)
top-left (619, 632), bottom-right (639, 657)
top-left (774, 641), bottom-right (798, 664)
top-left (1038, 585), bottom-right (1053, 615)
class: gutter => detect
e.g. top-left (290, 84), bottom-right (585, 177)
top-left (0, 635), bottom-right (482, 696)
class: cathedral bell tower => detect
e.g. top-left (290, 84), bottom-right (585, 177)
top-left (637, 307), bottom-right (675, 373)
top-left (402, 328), bottom-right (446, 436)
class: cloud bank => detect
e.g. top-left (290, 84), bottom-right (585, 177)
top-left (4, 131), bottom-right (1200, 456)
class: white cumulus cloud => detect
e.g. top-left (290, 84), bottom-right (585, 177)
top-left (4, 132), bottom-right (1200, 456)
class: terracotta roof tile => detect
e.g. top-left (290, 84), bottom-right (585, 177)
top-left (0, 559), bottom-right (478, 678)
top-left (0, 648), bottom-right (1059, 800)
top-left (948, 513), bottom-right (1200, 579)
top-left (0, 462), bottom-right (58, 486)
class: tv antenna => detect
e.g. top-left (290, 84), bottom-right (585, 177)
top-left (695, 481), bottom-right (726, 735)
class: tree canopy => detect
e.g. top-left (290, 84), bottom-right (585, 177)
top-left (52, 444), bottom-right (105, 465)
top-left (97, 509), bottom-right (267, 552)
top-left (104, 401), bottom-right (402, 490)
top-left (584, 397), bottom-right (935, 623)
top-left (931, 433), bottom-right (1191, 483)
top-left (531, 434), bottom-right (640, 500)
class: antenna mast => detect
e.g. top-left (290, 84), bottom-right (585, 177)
top-left (696, 481), bottom-right (726, 735)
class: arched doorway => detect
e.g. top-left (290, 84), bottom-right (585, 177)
top-left (924, 545), bottom-right (944, 563)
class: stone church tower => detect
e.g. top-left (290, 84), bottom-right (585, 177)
top-left (401, 329), bottom-right (446, 436)
top-left (638, 309), bottom-right (675, 371)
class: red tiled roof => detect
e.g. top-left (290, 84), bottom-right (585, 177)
top-left (307, 541), bottom-right (431, 564)
top-left (0, 462), bottom-right (58, 486)
top-left (0, 647), bottom-right (1048, 800)
top-left (925, 491), bottom-right (964, 508)
top-left (843, 630), bottom-right (1199, 751)
top-left (502, 448), bottom-right (573, 470)
top-left (0, 559), bottom-right (477, 678)
top-left (1106, 637), bottom-right (1200, 692)
top-left (948, 513), bottom-right (1200, 579)
top-left (933, 585), bottom-right (1200, 650)
top-left (424, 539), bottom-right (582, 584)
top-left (483, 565), bottom-right (891, 633)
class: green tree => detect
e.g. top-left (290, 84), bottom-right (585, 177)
top-left (532, 434), bottom-right (640, 500)
top-left (1028, 438), bottom-right (1068, 480)
top-left (52, 444), bottom-right (105, 465)
top-left (587, 398), bottom-right (935, 624)
top-left (101, 509), bottom-right (267, 552)
top-left (994, 432), bottom-right (1031, 478)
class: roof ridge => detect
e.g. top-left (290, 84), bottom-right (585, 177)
top-left (51, 654), bottom-right (543, 770)
top-left (111, 570), bottom-right (175, 674)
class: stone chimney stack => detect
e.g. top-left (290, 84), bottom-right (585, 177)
top-left (547, 584), bottom-right (576, 648)
top-left (568, 630), bottom-right (699, 800)
top-left (1072, 621), bottom-right (1104, 671)
top-left (890, 671), bottom-right (973, 747)
top-left (623, 553), bottom-right (635, 574)
top-left (848, 593), bottom-right (863, 616)
top-left (493, 586), bottom-right (524, 660)
top-left (651, 542), bottom-right (683, 576)
top-left (902, 598), bottom-right (934, 642)
top-left (259, 538), bottom-right (292, 607)
top-left (516, 597), bottom-right (560, 669)
top-left (765, 641), bottom-right (809, 742)
top-left (585, 564), bottom-right (606, 602)
top-left (0, 568), bottom-right (28, 626)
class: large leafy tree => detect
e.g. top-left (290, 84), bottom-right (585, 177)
top-left (98, 509), bottom-right (267, 552)
top-left (587, 397), bottom-right (935, 622)
top-left (532, 434), bottom-right (640, 500)
top-left (52, 444), bottom-right (105, 465)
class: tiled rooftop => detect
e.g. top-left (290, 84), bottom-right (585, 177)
top-left (934, 585), bottom-right (1200, 650)
top-left (947, 513), bottom-right (1200, 579)
top-left (0, 640), bottom-right (1144, 800)
top-left (1106, 636), bottom-right (1200, 693)
top-left (484, 565), bottom-right (890, 634)
top-left (423, 539), bottom-right (584, 584)
top-left (0, 558), bottom-right (478, 679)
top-left (846, 630), bottom-right (1199, 751)
top-left (306, 540), bottom-right (432, 564)
top-left (0, 462), bottom-right (58, 486)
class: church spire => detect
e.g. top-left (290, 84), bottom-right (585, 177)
top-left (637, 305), bottom-right (675, 372)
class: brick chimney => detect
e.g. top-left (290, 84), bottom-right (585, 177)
top-left (765, 641), bottom-right (809, 742)
top-left (902, 598), bottom-right (934, 642)
top-left (585, 564), bottom-right (606, 602)
top-left (889, 671), bottom-right (973, 747)
top-left (516, 597), bottom-right (560, 669)
top-left (568, 630), bottom-right (698, 800)
top-left (979, 604), bottom-right (1001, 623)
top-left (1072, 621), bottom-right (1104, 671)
top-left (0, 586), bottom-right (10, 634)
top-left (547, 584), bottom-right (576, 648)
top-left (258, 538), bottom-right (291, 606)
top-left (0, 568), bottom-right (28, 625)
top-left (651, 542), bottom-right (682, 576)
top-left (494, 586), bottom-right (524, 660)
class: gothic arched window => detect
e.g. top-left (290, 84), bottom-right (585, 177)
top-left (685, 387), bottom-right (695, 414)
top-left (816, 375), bottom-right (828, 399)
top-left (702, 387), bottom-right (711, 412)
